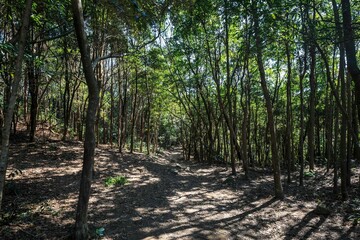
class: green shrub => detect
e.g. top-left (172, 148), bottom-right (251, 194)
top-left (104, 176), bottom-right (128, 187)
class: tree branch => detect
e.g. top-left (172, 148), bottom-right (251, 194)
top-left (92, 24), bottom-right (169, 69)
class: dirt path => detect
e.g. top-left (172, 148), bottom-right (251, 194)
top-left (2, 141), bottom-right (360, 239)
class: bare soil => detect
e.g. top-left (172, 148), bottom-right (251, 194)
top-left (1, 133), bottom-right (360, 239)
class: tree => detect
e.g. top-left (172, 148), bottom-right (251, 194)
top-left (341, 0), bottom-right (360, 123)
top-left (0, 0), bottom-right (33, 212)
top-left (252, 3), bottom-right (284, 199)
top-left (71, 0), bottom-right (100, 238)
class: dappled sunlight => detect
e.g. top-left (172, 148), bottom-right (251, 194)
top-left (4, 141), bottom-right (360, 239)
top-left (95, 150), bottom-right (357, 239)
top-left (127, 172), bottom-right (161, 187)
top-left (204, 189), bottom-right (237, 200)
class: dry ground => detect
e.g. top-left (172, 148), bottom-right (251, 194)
top-left (1, 135), bottom-right (360, 239)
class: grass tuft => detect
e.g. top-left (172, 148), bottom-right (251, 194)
top-left (104, 176), bottom-right (128, 187)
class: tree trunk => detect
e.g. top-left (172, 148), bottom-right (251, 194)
top-left (28, 56), bottom-right (39, 142)
top-left (27, 28), bottom-right (41, 142)
top-left (339, 66), bottom-right (349, 201)
top-left (346, 73), bottom-right (352, 188)
top-left (341, 0), bottom-right (360, 124)
top-left (285, 41), bottom-right (292, 183)
top-left (335, 0), bottom-right (348, 201)
top-left (253, 7), bottom-right (283, 199)
top-left (299, 61), bottom-right (305, 187)
top-left (308, 44), bottom-right (316, 171)
top-left (0, 0), bottom-right (32, 212)
top-left (121, 70), bottom-right (128, 151)
top-left (23, 70), bottom-right (28, 128)
top-left (117, 60), bottom-right (123, 152)
top-left (130, 67), bottom-right (138, 153)
top-left (325, 88), bottom-right (333, 172)
top-left (146, 95), bottom-right (151, 155)
top-left (110, 67), bottom-right (114, 147)
top-left (62, 33), bottom-right (71, 141)
top-left (201, 20), bottom-right (241, 176)
top-left (139, 110), bottom-right (144, 152)
top-left (240, 59), bottom-right (250, 177)
top-left (352, 101), bottom-right (360, 162)
top-left (71, 0), bottom-right (100, 238)
top-left (224, 0), bottom-right (236, 175)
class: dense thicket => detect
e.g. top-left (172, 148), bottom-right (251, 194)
top-left (0, 0), bottom-right (360, 237)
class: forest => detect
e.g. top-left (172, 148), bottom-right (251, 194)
top-left (0, 0), bottom-right (360, 239)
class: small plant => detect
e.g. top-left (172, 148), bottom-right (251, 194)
top-left (304, 171), bottom-right (315, 178)
top-left (104, 176), bottom-right (127, 187)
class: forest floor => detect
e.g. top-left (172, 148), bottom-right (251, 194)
top-left (1, 131), bottom-right (360, 239)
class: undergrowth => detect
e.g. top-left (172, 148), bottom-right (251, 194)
top-left (104, 176), bottom-right (128, 187)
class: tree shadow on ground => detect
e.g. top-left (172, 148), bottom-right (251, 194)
top-left (89, 149), bottom-right (360, 239)
top-left (1, 172), bottom-right (79, 239)
top-left (2, 141), bottom-right (83, 239)
top-left (4, 141), bottom-right (360, 239)
top-left (284, 211), bottom-right (328, 240)
top-left (88, 149), bottom-right (283, 239)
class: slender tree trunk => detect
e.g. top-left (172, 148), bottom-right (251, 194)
top-left (27, 28), bottom-right (41, 142)
top-left (0, 0), bottom-right (32, 212)
top-left (240, 59), bottom-right (250, 177)
top-left (253, 106), bottom-right (260, 167)
top-left (28, 56), bottom-right (39, 142)
top-left (353, 101), bottom-right (360, 161)
top-left (71, 0), bottom-right (100, 238)
top-left (285, 41), bottom-right (292, 183)
top-left (110, 65), bottom-right (114, 147)
top-left (340, 70), bottom-right (349, 201)
top-left (139, 111), bottom-right (144, 152)
top-left (201, 20), bottom-right (241, 176)
top-left (308, 44), bottom-right (316, 171)
top-left (146, 96), bottom-right (151, 155)
top-left (337, 29), bottom-right (348, 200)
top-left (341, 0), bottom-right (360, 123)
top-left (23, 70), bottom-right (28, 127)
top-left (346, 73), bottom-right (352, 187)
top-left (130, 67), bottom-right (138, 153)
top-left (299, 70), bottom-right (305, 186)
top-left (336, 1), bottom-right (349, 201)
top-left (62, 33), bottom-right (71, 141)
top-left (325, 88), bottom-right (333, 172)
top-left (333, 99), bottom-right (340, 194)
top-left (224, 0), bottom-right (236, 175)
top-left (253, 7), bottom-right (283, 199)
top-left (153, 122), bottom-right (159, 153)
top-left (241, 92), bottom-right (249, 178)
top-left (298, 39), bottom-right (308, 186)
top-left (122, 71), bottom-right (128, 150)
top-left (222, 0), bottom-right (236, 175)
top-left (117, 60), bottom-right (123, 152)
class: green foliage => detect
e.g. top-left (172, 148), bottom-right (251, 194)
top-left (303, 171), bottom-right (315, 178)
top-left (0, 43), bottom-right (15, 55)
top-left (158, 111), bottom-right (181, 148)
top-left (104, 176), bottom-right (128, 187)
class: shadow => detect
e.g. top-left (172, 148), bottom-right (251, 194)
top-left (4, 140), bottom-right (360, 239)
top-left (340, 225), bottom-right (360, 240)
top-left (1, 173), bottom-right (79, 239)
top-left (2, 141), bottom-right (84, 239)
top-left (285, 210), bottom-right (328, 240)
top-left (87, 148), bottom-right (281, 240)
